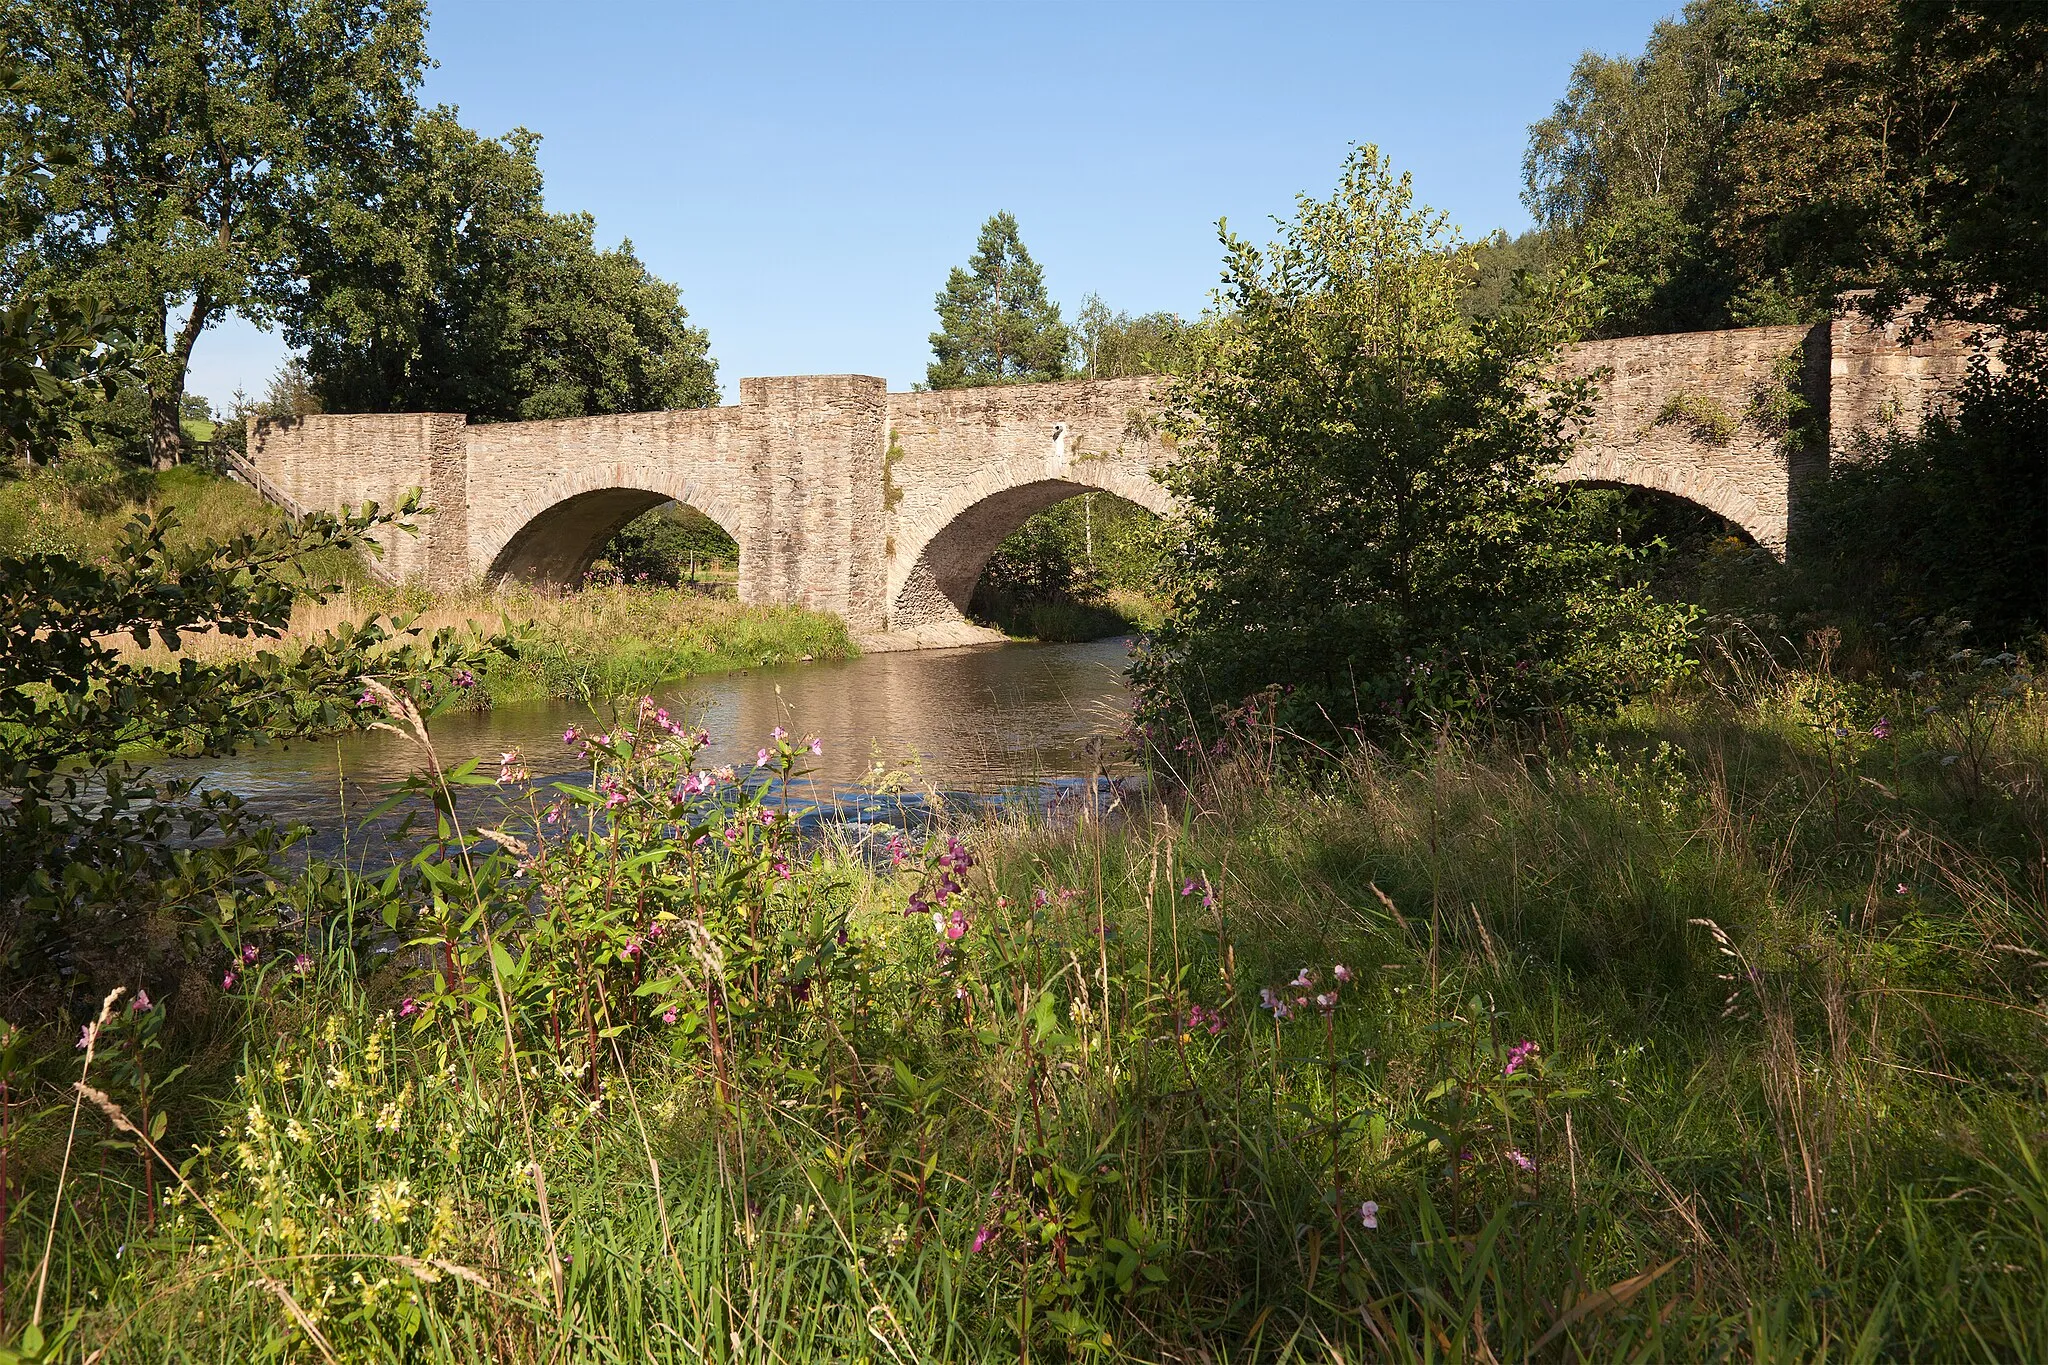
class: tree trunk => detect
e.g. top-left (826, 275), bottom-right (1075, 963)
top-left (148, 291), bottom-right (213, 471)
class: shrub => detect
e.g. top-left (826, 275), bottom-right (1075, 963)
top-left (1139, 145), bottom-right (1695, 752)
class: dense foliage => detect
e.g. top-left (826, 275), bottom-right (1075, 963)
top-left (0, 497), bottom-right (494, 1003)
top-left (0, 0), bottom-right (430, 468)
top-left (292, 109), bottom-right (718, 422)
top-left (1516, 0), bottom-right (2048, 337)
top-left (1139, 146), bottom-right (1693, 748)
top-left (1803, 338), bottom-right (2048, 644)
top-left (926, 212), bottom-right (1071, 389)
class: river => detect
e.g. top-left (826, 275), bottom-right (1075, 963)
top-left (163, 637), bottom-right (1140, 839)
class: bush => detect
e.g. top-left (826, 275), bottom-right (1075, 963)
top-left (1803, 335), bottom-right (2048, 647)
top-left (1139, 145), bottom-right (1695, 752)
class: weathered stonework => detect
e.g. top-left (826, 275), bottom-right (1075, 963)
top-left (243, 302), bottom-right (1988, 641)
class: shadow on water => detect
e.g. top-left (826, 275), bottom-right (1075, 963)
top-left (158, 637), bottom-right (1145, 862)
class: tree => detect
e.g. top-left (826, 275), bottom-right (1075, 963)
top-left (1072, 294), bottom-right (1198, 379)
top-left (0, 58), bottom-right (134, 464)
top-left (290, 109), bottom-right (718, 421)
top-left (1521, 0), bottom-right (1762, 334)
top-left (0, 0), bottom-right (429, 469)
top-left (926, 212), bottom-right (1070, 388)
top-left (1137, 146), bottom-right (1693, 750)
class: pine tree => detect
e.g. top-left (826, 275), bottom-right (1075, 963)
top-left (926, 212), bottom-right (1071, 389)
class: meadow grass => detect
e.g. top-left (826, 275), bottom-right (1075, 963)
top-left (0, 459), bottom-right (856, 709)
top-left (9, 638), bottom-right (2045, 1361)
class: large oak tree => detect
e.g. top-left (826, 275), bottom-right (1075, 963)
top-left (1, 0), bottom-right (429, 468)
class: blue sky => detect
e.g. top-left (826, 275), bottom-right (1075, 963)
top-left (190, 0), bottom-right (1678, 408)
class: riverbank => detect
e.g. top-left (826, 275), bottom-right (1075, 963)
top-left (24, 641), bottom-right (2047, 1359)
top-left (3, 459), bottom-right (856, 703)
top-left (119, 578), bottom-right (858, 706)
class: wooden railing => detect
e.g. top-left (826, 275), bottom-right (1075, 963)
top-left (215, 445), bottom-right (311, 523)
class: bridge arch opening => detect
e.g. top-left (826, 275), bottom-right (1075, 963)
top-left (1561, 483), bottom-right (1782, 604)
top-left (486, 486), bottom-right (742, 589)
top-left (891, 476), bottom-right (1172, 633)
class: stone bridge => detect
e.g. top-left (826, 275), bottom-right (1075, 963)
top-left (244, 304), bottom-right (1981, 644)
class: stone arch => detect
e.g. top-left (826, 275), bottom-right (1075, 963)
top-left (1549, 451), bottom-right (1785, 556)
top-left (478, 467), bottom-right (746, 587)
top-left (888, 458), bottom-right (1175, 629)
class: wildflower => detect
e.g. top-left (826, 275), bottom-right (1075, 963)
top-left (1315, 993), bottom-right (1336, 1013)
top-left (1181, 877), bottom-right (1198, 897)
top-left (808, 736), bottom-right (823, 755)
top-left (621, 941), bottom-right (641, 960)
top-left (398, 996), bottom-right (419, 1019)
top-left (1258, 987), bottom-right (1292, 1021)
top-left (884, 1222), bottom-right (910, 1256)
top-left (131, 988), bottom-right (152, 1013)
top-left (1896, 882), bottom-right (1909, 895)
top-left (286, 1117), bottom-right (311, 1145)
top-left (756, 807), bottom-right (775, 827)
top-left (946, 906), bottom-right (969, 940)
top-left (1359, 1200), bottom-right (1379, 1230)
top-left (773, 860), bottom-right (791, 880)
top-left (887, 834), bottom-right (910, 868)
top-left (366, 1178), bottom-right (417, 1225)
top-left (756, 747), bottom-right (771, 765)
top-left (1290, 968), bottom-right (1315, 990)
top-left (1333, 964), bottom-right (1353, 984)
top-left (662, 1008), bottom-right (678, 1025)
top-left (242, 943), bottom-right (260, 965)
top-left (222, 971), bottom-right (236, 990)
top-left (1872, 717), bottom-right (1892, 740)
top-left (497, 750), bottom-right (528, 785)
top-left (375, 1100), bottom-right (403, 1135)
top-left (453, 667), bottom-right (476, 689)
top-left (1507, 1149), bottom-right (1535, 1172)
top-left (563, 726), bottom-right (579, 744)
top-left (771, 726), bottom-right (787, 741)
top-left (1504, 1039), bottom-right (1539, 1077)
top-left (294, 954), bottom-right (312, 976)
top-left (357, 687), bottom-right (377, 707)
top-left (971, 1225), bottom-right (996, 1254)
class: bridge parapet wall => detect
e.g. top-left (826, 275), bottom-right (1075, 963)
top-left (247, 412), bottom-right (467, 583)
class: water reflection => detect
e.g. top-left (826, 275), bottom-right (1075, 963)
top-left (162, 637), bottom-right (1140, 834)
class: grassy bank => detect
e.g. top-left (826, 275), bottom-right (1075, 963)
top-left (117, 579), bottom-right (858, 706)
top-left (12, 640), bottom-right (2046, 1360)
top-left (973, 586), bottom-right (1166, 643)
top-left (2, 459), bottom-right (856, 704)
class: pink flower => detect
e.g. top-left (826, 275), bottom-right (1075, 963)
top-left (756, 808), bottom-right (775, 827)
top-left (1504, 1039), bottom-right (1539, 1077)
top-left (293, 954), bottom-right (312, 975)
top-left (453, 667), bottom-right (476, 690)
top-left (622, 941), bottom-right (641, 960)
top-left (1332, 964), bottom-right (1352, 984)
top-left (971, 1225), bottom-right (996, 1254)
top-left (131, 989), bottom-right (152, 1013)
top-left (1359, 1200), bottom-right (1379, 1230)
top-left (808, 737), bottom-right (823, 756)
top-left (563, 726), bottom-right (579, 744)
top-left (662, 1008), bottom-right (678, 1025)
top-left (242, 943), bottom-right (260, 965)
top-left (1507, 1149), bottom-right (1535, 1172)
top-left (773, 860), bottom-right (791, 880)
top-left (76, 1022), bottom-right (96, 1051)
top-left (771, 726), bottom-right (787, 741)
top-left (1181, 877), bottom-right (1198, 897)
top-left (221, 972), bottom-right (236, 990)
top-left (399, 996), bottom-right (420, 1018)
top-left (1872, 718), bottom-right (1892, 740)
top-left (756, 748), bottom-right (771, 765)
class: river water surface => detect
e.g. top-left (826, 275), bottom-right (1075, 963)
top-left (163, 637), bottom-right (1139, 835)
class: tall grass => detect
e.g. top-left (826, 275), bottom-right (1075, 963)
top-left (7, 632), bottom-right (2045, 1358)
top-left (5, 460), bottom-right (859, 704)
